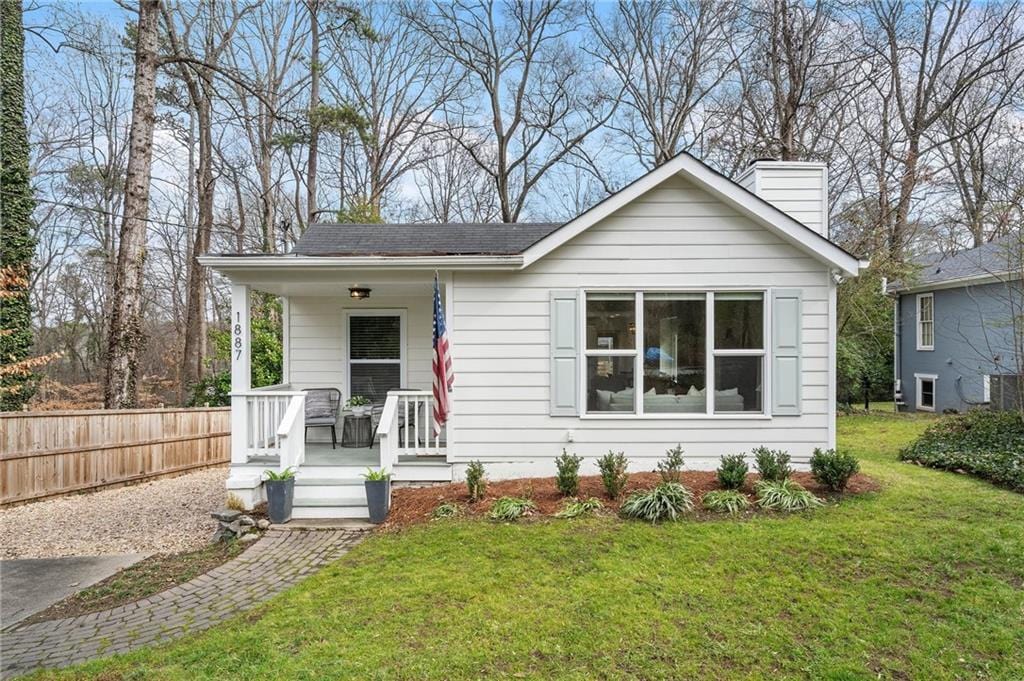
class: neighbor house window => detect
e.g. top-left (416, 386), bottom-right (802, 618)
top-left (917, 293), bottom-right (934, 350)
top-left (915, 373), bottom-right (937, 411)
top-left (584, 291), bottom-right (764, 415)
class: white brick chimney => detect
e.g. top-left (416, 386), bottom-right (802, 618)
top-left (736, 160), bottom-right (829, 239)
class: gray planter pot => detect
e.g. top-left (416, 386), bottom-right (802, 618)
top-left (365, 479), bottom-right (391, 524)
top-left (265, 478), bottom-right (295, 524)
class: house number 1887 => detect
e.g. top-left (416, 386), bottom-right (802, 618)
top-left (234, 312), bottom-right (243, 360)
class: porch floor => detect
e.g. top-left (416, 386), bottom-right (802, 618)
top-left (248, 442), bottom-right (447, 468)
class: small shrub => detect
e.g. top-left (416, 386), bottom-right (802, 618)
top-left (755, 479), bottom-right (822, 511)
top-left (657, 444), bottom-right (685, 483)
top-left (717, 454), bottom-right (749, 490)
top-left (555, 497), bottom-right (604, 519)
top-left (702, 489), bottom-right (751, 514)
top-left (488, 497), bottom-right (536, 521)
top-left (810, 448), bottom-right (860, 492)
top-left (465, 460), bottom-right (487, 502)
top-left (362, 467), bottom-right (390, 481)
top-left (597, 451), bottom-right (629, 499)
top-left (899, 409), bottom-right (1024, 492)
top-left (225, 493), bottom-right (246, 512)
top-left (620, 482), bottom-right (694, 523)
top-left (431, 502), bottom-right (462, 520)
top-left (554, 449), bottom-right (584, 497)
top-left (753, 447), bottom-right (792, 482)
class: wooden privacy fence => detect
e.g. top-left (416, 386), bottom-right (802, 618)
top-left (1, 407), bottom-right (230, 505)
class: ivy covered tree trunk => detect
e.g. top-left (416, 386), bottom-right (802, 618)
top-left (103, 0), bottom-right (160, 409)
top-left (0, 0), bottom-right (38, 411)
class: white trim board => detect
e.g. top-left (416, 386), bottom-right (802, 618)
top-left (521, 152), bottom-right (864, 277)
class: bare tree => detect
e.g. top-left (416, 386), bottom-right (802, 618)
top-left (407, 0), bottom-right (621, 222)
top-left (586, 0), bottom-right (739, 168)
top-left (861, 0), bottom-right (1024, 260)
top-left (103, 0), bottom-right (160, 409)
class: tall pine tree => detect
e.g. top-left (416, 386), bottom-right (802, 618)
top-left (0, 0), bottom-right (38, 410)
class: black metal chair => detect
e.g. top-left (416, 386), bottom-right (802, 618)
top-left (302, 388), bottom-right (342, 449)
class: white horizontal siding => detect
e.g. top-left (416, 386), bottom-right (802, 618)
top-left (449, 173), bottom-right (833, 467)
top-left (287, 294), bottom-right (434, 395)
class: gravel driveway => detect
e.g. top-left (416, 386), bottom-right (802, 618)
top-left (0, 467), bottom-right (228, 559)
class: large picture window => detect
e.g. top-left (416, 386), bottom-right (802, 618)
top-left (584, 291), bottom-right (765, 416)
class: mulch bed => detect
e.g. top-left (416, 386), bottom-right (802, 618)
top-left (384, 472), bottom-right (880, 530)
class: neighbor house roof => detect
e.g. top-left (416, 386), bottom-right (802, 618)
top-left (292, 222), bottom-right (562, 257)
top-left (890, 235), bottom-right (1020, 293)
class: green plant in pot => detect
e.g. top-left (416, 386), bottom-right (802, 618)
top-left (363, 468), bottom-right (391, 523)
top-left (347, 395), bottom-right (372, 417)
top-left (263, 467), bottom-right (297, 524)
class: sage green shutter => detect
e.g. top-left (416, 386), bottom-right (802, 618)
top-left (771, 289), bottom-right (802, 415)
top-left (550, 290), bottom-right (579, 416)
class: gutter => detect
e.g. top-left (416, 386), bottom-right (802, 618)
top-left (198, 254), bottom-right (524, 271)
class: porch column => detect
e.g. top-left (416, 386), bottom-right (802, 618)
top-left (230, 283), bottom-right (251, 464)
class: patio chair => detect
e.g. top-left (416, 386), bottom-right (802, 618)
top-left (302, 388), bottom-right (342, 449)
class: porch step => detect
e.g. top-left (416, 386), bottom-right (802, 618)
top-left (291, 501), bottom-right (369, 520)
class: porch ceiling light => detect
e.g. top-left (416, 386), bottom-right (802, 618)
top-left (349, 286), bottom-right (371, 300)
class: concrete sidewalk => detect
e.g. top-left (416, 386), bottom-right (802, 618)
top-left (1, 554), bottom-right (147, 629)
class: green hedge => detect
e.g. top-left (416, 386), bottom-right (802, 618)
top-left (899, 410), bottom-right (1024, 493)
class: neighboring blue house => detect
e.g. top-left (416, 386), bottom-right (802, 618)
top-left (889, 236), bottom-right (1021, 413)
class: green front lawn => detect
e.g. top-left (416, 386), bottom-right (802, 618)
top-left (36, 415), bottom-right (1024, 680)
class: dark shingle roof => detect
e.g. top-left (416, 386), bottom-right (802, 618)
top-left (292, 222), bottom-right (563, 257)
top-left (896, 234), bottom-right (1019, 291)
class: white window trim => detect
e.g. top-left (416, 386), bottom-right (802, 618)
top-left (915, 372), bottom-right (937, 412)
top-left (579, 289), bottom-right (768, 419)
top-left (344, 309), bottom-right (407, 401)
top-left (916, 293), bottom-right (934, 351)
top-left (983, 374), bottom-right (991, 403)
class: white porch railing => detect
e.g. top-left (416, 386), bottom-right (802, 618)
top-left (376, 389), bottom-right (447, 469)
top-left (231, 386), bottom-right (306, 473)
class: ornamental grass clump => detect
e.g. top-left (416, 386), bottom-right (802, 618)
top-left (597, 451), bottom-right (629, 499)
top-left (810, 447), bottom-right (860, 492)
top-left (717, 454), bottom-right (749, 490)
top-left (431, 502), bottom-right (462, 520)
top-left (554, 449), bottom-right (584, 497)
top-left (657, 445), bottom-right (685, 483)
top-left (555, 497), bottom-right (604, 519)
top-left (620, 482), bottom-right (694, 523)
top-left (488, 497), bottom-right (536, 521)
top-left (753, 447), bottom-right (792, 482)
top-left (702, 489), bottom-right (751, 515)
top-left (755, 479), bottom-right (822, 511)
top-left (465, 460), bottom-right (487, 502)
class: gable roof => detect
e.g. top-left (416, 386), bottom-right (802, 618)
top-left (891, 234), bottom-right (1020, 293)
top-left (521, 151), bottom-right (864, 276)
top-left (293, 222), bottom-right (561, 257)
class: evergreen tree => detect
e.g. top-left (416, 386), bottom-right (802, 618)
top-left (0, 0), bottom-right (38, 410)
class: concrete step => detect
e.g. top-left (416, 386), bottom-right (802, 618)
top-left (291, 505), bottom-right (369, 520)
top-left (294, 484), bottom-right (367, 501)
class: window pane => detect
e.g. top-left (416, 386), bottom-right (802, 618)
top-left (587, 293), bottom-right (635, 350)
top-left (714, 293), bottom-right (763, 349)
top-left (587, 355), bottom-right (635, 413)
top-left (714, 355), bottom-right (763, 412)
top-left (920, 379), bottom-right (934, 408)
top-left (350, 316), bottom-right (401, 360)
top-left (350, 363), bottom-right (401, 404)
top-left (643, 294), bottom-right (706, 413)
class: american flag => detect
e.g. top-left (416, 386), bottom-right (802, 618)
top-left (432, 272), bottom-right (454, 436)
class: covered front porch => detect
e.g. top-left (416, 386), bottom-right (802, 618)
top-left (221, 267), bottom-right (458, 515)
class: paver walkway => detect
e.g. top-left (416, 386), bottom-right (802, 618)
top-left (1, 529), bottom-right (364, 679)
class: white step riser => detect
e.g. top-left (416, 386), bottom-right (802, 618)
top-left (294, 485), bottom-right (367, 502)
top-left (296, 465), bottom-right (374, 477)
top-left (291, 506), bottom-right (369, 520)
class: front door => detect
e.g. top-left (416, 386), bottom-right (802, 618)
top-left (346, 311), bottom-right (405, 405)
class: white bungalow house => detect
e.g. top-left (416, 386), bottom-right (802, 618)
top-left (200, 153), bottom-right (866, 518)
